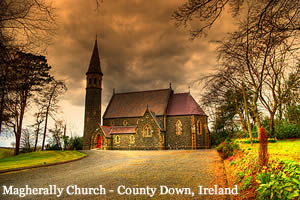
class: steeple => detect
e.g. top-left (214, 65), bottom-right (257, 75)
top-left (83, 37), bottom-right (103, 150)
top-left (86, 37), bottom-right (103, 75)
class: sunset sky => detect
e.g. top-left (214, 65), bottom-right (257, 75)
top-left (1, 0), bottom-right (236, 146)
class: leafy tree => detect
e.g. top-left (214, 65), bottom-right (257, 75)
top-left (4, 51), bottom-right (52, 155)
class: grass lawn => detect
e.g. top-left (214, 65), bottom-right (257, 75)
top-left (0, 148), bottom-right (15, 159)
top-left (239, 139), bottom-right (300, 163)
top-left (0, 150), bottom-right (86, 171)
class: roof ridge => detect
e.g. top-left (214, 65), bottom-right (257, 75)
top-left (174, 92), bottom-right (189, 95)
top-left (112, 126), bottom-right (137, 128)
top-left (101, 125), bottom-right (112, 128)
top-left (114, 88), bottom-right (171, 95)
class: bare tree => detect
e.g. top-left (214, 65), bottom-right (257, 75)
top-left (173, 0), bottom-right (300, 39)
top-left (0, 0), bottom-right (57, 52)
top-left (39, 80), bottom-right (67, 150)
top-left (48, 120), bottom-right (64, 149)
top-left (31, 105), bottom-right (44, 151)
top-left (203, 1), bottom-right (299, 140)
top-left (20, 128), bottom-right (33, 151)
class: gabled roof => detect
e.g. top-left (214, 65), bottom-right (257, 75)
top-left (103, 88), bottom-right (171, 119)
top-left (100, 126), bottom-right (137, 137)
top-left (101, 126), bottom-right (112, 138)
top-left (86, 38), bottom-right (103, 75)
top-left (148, 110), bottom-right (163, 130)
top-left (167, 93), bottom-right (206, 116)
top-left (110, 126), bottom-right (137, 135)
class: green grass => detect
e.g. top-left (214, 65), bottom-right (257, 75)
top-left (239, 139), bottom-right (300, 163)
top-left (0, 148), bottom-right (15, 159)
top-left (0, 150), bottom-right (86, 171)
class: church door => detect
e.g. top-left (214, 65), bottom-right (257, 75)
top-left (97, 135), bottom-right (101, 148)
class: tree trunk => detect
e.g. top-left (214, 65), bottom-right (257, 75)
top-left (15, 102), bottom-right (26, 155)
top-left (242, 84), bottom-right (253, 145)
top-left (15, 132), bottom-right (21, 155)
top-left (41, 106), bottom-right (50, 150)
top-left (234, 96), bottom-right (248, 135)
top-left (269, 112), bottom-right (275, 137)
top-left (252, 92), bottom-right (261, 140)
top-left (34, 122), bottom-right (40, 152)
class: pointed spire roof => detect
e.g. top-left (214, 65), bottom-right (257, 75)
top-left (86, 37), bottom-right (103, 75)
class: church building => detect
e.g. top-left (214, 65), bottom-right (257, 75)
top-left (83, 39), bottom-right (211, 150)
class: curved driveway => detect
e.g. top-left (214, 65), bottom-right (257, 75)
top-left (0, 150), bottom-right (227, 200)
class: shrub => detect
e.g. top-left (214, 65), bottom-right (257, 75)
top-left (275, 121), bottom-right (300, 139)
top-left (70, 137), bottom-right (83, 150)
top-left (46, 143), bottom-right (62, 150)
top-left (237, 138), bottom-right (277, 144)
top-left (216, 139), bottom-right (240, 159)
top-left (210, 130), bottom-right (228, 146)
top-left (256, 160), bottom-right (300, 200)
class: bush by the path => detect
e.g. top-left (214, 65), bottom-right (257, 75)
top-left (216, 139), bottom-right (240, 159)
top-left (275, 121), bottom-right (300, 139)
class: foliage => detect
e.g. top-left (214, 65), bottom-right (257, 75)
top-left (237, 138), bottom-right (277, 144)
top-left (210, 130), bottom-right (227, 146)
top-left (216, 139), bottom-right (240, 159)
top-left (285, 105), bottom-right (300, 125)
top-left (256, 160), bottom-right (300, 200)
top-left (227, 140), bottom-right (300, 199)
top-left (275, 121), bottom-right (300, 139)
top-left (70, 137), bottom-right (83, 150)
top-left (46, 143), bottom-right (61, 150)
top-left (0, 148), bottom-right (14, 159)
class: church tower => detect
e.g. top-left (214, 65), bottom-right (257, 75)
top-left (83, 38), bottom-right (103, 150)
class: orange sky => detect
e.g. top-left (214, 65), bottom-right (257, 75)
top-left (1, 0), bottom-right (236, 146)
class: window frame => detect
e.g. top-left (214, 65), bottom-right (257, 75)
top-left (143, 124), bottom-right (152, 137)
top-left (176, 120), bottom-right (183, 135)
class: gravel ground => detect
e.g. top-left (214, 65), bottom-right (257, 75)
top-left (0, 150), bottom-right (228, 200)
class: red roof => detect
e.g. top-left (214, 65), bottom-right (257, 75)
top-left (103, 89), bottom-right (171, 119)
top-left (167, 93), bottom-right (206, 116)
top-left (101, 126), bottom-right (112, 138)
top-left (101, 126), bottom-right (137, 137)
top-left (110, 126), bottom-right (137, 135)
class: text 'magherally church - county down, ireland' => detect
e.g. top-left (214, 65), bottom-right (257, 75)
top-left (83, 39), bottom-right (211, 150)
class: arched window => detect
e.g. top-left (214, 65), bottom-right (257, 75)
top-left (110, 120), bottom-right (114, 126)
top-left (130, 135), bottom-right (135, 144)
top-left (176, 120), bottom-right (183, 135)
top-left (143, 124), bottom-right (152, 137)
top-left (89, 78), bottom-right (92, 84)
top-left (115, 135), bottom-right (120, 144)
top-left (199, 121), bottom-right (203, 135)
top-left (94, 78), bottom-right (97, 84)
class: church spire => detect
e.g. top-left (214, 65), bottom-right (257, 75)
top-left (86, 37), bottom-right (103, 75)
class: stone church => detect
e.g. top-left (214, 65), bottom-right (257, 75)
top-left (83, 39), bottom-right (211, 150)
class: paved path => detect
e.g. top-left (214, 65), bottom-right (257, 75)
top-left (0, 150), bottom-right (227, 199)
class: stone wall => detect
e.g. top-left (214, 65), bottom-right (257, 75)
top-left (194, 115), bottom-right (210, 149)
top-left (109, 111), bottom-right (164, 150)
top-left (165, 116), bottom-right (192, 149)
top-left (83, 88), bottom-right (102, 150)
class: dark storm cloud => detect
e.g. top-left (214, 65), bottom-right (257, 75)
top-left (47, 0), bottom-right (232, 110)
